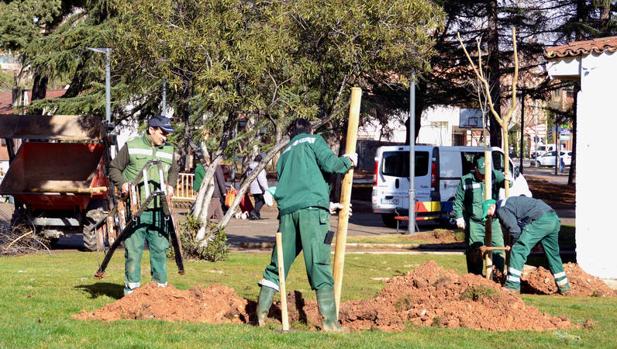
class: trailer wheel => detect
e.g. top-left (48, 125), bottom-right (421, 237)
top-left (381, 213), bottom-right (397, 228)
top-left (83, 209), bottom-right (106, 251)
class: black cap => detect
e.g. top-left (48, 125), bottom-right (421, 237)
top-left (148, 115), bottom-right (174, 133)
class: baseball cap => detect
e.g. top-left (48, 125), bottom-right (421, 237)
top-left (148, 115), bottom-right (174, 133)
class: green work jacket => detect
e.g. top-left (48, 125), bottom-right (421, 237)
top-left (452, 170), bottom-right (505, 222)
top-left (274, 133), bottom-right (352, 215)
top-left (109, 135), bottom-right (178, 208)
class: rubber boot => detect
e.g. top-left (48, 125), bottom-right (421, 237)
top-left (316, 287), bottom-right (347, 332)
top-left (256, 286), bottom-right (276, 326)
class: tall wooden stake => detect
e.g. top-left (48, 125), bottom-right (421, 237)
top-left (276, 232), bottom-right (289, 331)
top-left (333, 87), bottom-right (362, 317)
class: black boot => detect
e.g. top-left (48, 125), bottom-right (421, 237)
top-left (256, 285), bottom-right (276, 326)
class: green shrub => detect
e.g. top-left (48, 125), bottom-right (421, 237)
top-left (168, 215), bottom-right (229, 262)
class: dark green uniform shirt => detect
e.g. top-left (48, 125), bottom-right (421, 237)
top-left (109, 135), bottom-right (178, 208)
top-left (274, 133), bottom-right (352, 215)
top-left (496, 196), bottom-right (554, 238)
top-left (452, 169), bottom-right (506, 222)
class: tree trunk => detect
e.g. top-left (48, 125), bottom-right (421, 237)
top-left (30, 71), bottom-right (48, 115)
top-left (487, 0), bottom-right (502, 147)
top-left (217, 137), bottom-right (289, 229)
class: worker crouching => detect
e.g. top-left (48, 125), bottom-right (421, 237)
top-left (485, 196), bottom-right (571, 294)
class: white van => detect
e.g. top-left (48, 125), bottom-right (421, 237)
top-left (371, 145), bottom-right (531, 227)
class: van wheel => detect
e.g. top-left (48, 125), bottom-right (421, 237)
top-left (381, 214), bottom-right (397, 228)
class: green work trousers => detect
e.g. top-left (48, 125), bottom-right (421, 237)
top-left (261, 207), bottom-right (333, 291)
top-left (466, 218), bottom-right (505, 275)
top-left (124, 209), bottom-right (170, 294)
top-left (505, 211), bottom-right (569, 291)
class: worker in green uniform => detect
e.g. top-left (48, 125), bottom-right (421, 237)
top-left (452, 156), bottom-right (506, 275)
top-left (109, 115), bottom-right (179, 296)
top-left (255, 118), bottom-right (357, 332)
top-left (485, 196), bottom-right (571, 294)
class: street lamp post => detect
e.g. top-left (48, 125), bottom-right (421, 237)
top-left (408, 74), bottom-right (416, 235)
top-left (87, 47), bottom-right (112, 125)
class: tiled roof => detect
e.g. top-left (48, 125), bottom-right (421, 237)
top-left (545, 36), bottom-right (617, 58)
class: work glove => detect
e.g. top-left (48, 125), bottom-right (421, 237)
top-left (481, 199), bottom-right (496, 222)
top-left (456, 217), bottom-right (466, 229)
top-left (329, 202), bottom-right (352, 216)
top-left (344, 153), bottom-right (358, 167)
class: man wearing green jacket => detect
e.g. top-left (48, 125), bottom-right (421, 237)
top-left (486, 196), bottom-right (570, 294)
top-left (452, 156), bottom-right (506, 275)
top-left (109, 115), bottom-right (179, 296)
top-left (256, 118), bottom-right (357, 332)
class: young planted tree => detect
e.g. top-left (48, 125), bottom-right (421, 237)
top-left (458, 27), bottom-right (519, 197)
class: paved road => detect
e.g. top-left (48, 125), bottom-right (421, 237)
top-left (0, 159), bottom-right (575, 250)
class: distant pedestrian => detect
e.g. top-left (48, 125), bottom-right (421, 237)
top-left (485, 196), bottom-right (571, 294)
top-left (248, 153), bottom-right (269, 220)
top-left (193, 160), bottom-right (227, 220)
top-left (559, 156), bottom-right (565, 173)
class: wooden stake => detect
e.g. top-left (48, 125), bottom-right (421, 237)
top-left (484, 151), bottom-right (493, 279)
top-left (333, 87), bottom-right (362, 317)
top-left (276, 232), bottom-right (289, 331)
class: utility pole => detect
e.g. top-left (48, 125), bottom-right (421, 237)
top-left (408, 75), bottom-right (416, 235)
top-left (87, 48), bottom-right (112, 125)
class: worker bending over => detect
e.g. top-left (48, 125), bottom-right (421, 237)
top-left (485, 196), bottom-right (571, 294)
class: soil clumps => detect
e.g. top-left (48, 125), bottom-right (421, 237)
top-left (75, 283), bottom-right (249, 323)
top-left (522, 263), bottom-right (616, 297)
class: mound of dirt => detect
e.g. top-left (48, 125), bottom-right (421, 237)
top-left (522, 263), bottom-right (617, 297)
top-left (337, 261), bottom-right (571, 332)
top-left (75, 283), bottom-right (249, 323)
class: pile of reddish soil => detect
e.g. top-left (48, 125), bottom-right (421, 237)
top-left (335, 261), bottom-right (571, 332)
top-left (526, 177), bottom-right (575, 209)
top-left (75, 283), bottom-right (249, 323)
top-left (275, 262), bottom-right (571, 332)
top-left (78, 263), bottom-right (596, 332)
top-left (522, 263), bottom-right (617, 297)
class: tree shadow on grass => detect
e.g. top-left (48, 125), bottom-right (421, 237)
top-left (75, 282), bottom-right (124, 300)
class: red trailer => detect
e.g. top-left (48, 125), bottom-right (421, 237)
top-left (0, 115), bottom-right (114, 251)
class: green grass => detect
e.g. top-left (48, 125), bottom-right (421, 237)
top-left (1, 250), bottom-right (615, 348)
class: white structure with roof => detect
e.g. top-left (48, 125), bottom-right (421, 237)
top-left (546, 36), bottom-right (617, 279)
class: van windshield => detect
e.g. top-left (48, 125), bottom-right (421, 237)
top-left (382, 151), bottom-right (429, 177)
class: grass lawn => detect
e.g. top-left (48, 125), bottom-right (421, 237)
top-left (0, 249), bottom-right (614, 349)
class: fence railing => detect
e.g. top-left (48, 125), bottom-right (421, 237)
top-left (173, 173), bottom-right (196, 201)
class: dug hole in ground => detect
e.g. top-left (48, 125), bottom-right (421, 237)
top-left (76, 261), bottom-right (614, 332)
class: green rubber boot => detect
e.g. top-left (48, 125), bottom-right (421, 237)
top-left (256, 286), bottom-right (276, 326)
top-left (316, 287), bottom-right (347, 332)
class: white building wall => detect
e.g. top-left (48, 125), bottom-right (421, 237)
top-left (575, 51), bottom-right (617, 279)
top-left (417, 105), bottom-right (460, 146)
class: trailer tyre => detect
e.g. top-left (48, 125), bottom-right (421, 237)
top-left (83, 209), bottom-right (106, 252)
top-left (381, 213), bottom-right (397, 228)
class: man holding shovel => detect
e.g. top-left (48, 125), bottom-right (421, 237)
top-left (255, 118), bottom-right (356, 332)
top-left (109, 115), bottom-right (178, 296)
top-left (485, 196), bottom-right (571, 294)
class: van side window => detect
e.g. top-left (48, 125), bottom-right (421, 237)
top-left (461, 152), bottom-right (477, 176)
top-left (382, 151), bottom-right (429, 177)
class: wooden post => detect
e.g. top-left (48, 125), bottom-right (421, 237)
top-left (484, 150), bottom-right (493, 279)
top-left (276, 232), bottom-right (289, 332)
top-left (333, 87), bottom-right (362, 317)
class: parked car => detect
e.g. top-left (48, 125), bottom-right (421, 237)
top-left (536, 151), bottom-right (572, 167)
top-left (371, 145), bottom-right (532, 228)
